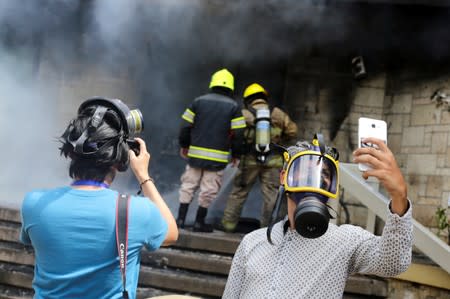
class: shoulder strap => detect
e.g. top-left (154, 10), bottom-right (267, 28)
top-left (116, 193), bottom-right (130, 299)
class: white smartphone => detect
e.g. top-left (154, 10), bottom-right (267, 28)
top-left (358, 117), bottom-right (387, 171)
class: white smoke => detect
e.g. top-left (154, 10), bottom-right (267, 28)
top-left (0, 47), bottom-right (68, 207)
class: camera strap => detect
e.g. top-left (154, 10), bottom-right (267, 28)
top-left (116, 193), bottom-right (130, 299)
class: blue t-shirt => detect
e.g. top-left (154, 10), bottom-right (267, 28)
top-left (20, 187), bottom-right (168, 299)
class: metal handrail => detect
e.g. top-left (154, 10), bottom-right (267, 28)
top-left (339, 163), bottom-right (450, 274)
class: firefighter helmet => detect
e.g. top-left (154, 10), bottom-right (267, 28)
top-left (209, 69), bottom-right (234, 91)
top-left (243, 83), bottom-right (268, 99)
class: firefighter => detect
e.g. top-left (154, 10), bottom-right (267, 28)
top-left (221, 83), bottom-right (298, 233)
top-left (177, 68), bottom-right (246, 232)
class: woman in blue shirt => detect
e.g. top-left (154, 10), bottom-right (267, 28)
top-left (20, 98), bottom-right (178, 299)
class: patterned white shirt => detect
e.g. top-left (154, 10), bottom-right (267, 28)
top-left (223, 202), bottom-right (413, 299)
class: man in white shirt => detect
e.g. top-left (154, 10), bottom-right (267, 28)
top-left (223, 136), bottom-right (412, 299)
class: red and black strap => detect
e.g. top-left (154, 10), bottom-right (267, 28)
top-left (116, 193), bottom-right (130, 299)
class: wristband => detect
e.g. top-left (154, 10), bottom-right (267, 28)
top-left (137, 177), bottom-right (154, 195)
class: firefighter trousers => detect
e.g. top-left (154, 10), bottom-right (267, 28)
top-left (222, 165), bottom-right (280, 228)
top-left (178, 165), bottom-right (224, 208)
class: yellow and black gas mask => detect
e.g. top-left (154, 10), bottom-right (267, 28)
top-left (267, 134), bottom-right (339, 242)
top-left (283, 145), bottom-right (339, 201)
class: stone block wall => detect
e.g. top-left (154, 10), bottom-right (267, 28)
top-left (332, 70), bottom-right (450, 241)
top-left (332, 74), bottom-right (388, 228)
top-left (384, 72), bottom-right (450, 242)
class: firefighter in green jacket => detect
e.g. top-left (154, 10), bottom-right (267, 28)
top-left (177, 69), bottom-right (246, 232)
top-left (221, 83), bottom-right (298, 233)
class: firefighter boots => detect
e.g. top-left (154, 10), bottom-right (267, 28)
top-left (193, 207), bottom-right (213, 233)
top-left (176, 203), bottom-right (189, 229)
top-left (221, 220), bottom-right (238, 233)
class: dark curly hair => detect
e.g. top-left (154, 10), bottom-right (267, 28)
top-left (59, 105), bottom-right (130, 181)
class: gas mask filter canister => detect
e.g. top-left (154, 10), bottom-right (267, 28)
top-left (291, 194), bottom-right (332, 239)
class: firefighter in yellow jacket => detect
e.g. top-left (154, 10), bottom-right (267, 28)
top-left (177, 69), bottom-right (246, 232)
top-left (221, 83), bottom-right (298, 232)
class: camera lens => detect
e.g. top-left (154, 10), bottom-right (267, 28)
top-left (371, 124), bottom-right (375, 128)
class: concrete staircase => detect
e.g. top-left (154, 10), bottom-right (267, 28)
top-left (0, 206), bottom-right (389, 299)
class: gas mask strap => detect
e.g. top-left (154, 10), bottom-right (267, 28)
top-left (313, 133), bottom-right (326, 157)
top-left (270, 143), bottom-right (287, 155)
top-left (267, 185), bottom-right (285, 245)
top-left (115, 133), bottom-right (125, 160)
top-left (72, 106), bottom-right (108, 154)
top-left (326, 203), bottom-right (337, 220)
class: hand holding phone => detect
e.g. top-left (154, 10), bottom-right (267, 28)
top-left (358, 117), bottom-right (387, 171)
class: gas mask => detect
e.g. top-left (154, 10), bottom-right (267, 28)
top-left (267, 134), bottom-right (339, 242)
top-left (67, 97), bottom-right (144, 170)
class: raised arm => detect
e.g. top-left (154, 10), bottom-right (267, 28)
top-left (129, 137), bottom-right (178, 246)
top-left (350, 137), bottom-right (412, 276)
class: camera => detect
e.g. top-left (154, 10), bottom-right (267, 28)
top-left (127, 139), bottom-right (140, 156)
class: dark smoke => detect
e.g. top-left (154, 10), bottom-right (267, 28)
top-left (0, 0), bottom-right (449, 203)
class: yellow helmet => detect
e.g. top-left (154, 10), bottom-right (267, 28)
top-left (243, 83), bottom-right (268, 99)
top-left (209, 69), bottom-right (234, 91)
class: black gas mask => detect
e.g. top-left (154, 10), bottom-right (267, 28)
top-left (66, 97), bottom-right (144, 171)
top-left (267, 134), bottom-right (339, 243)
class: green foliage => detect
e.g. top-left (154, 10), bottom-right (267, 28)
top-left (435, 207), bottom-right (449, 238)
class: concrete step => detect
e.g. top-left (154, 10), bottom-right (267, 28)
top-left (1, 239), bottom-right (385, 297)
top-left (136, 287), bottom-right (197, 299)
top-left (0, 284), bottom-right (33, 299)
top-left (0, 209), bottom-right (20, 224)
top-left (139, 267), bottom-right (226, 297)
top-left (344, 275), bottom-right (387, 297)
top-left (0, 242), bottom-right (33, 267)
top-left (0, 260), bottom-right (225, 298)
top-left (0, 241), bottom-right (233, 277)
top-left (0, 259), bottom-right (387, 298)
top-left (0, 220), bottom-right (241, 256)
top-left (0, 262), bottom-right (199, 299)
top-left (173, 228), bottom-right (242, 255)
top-left (0, 262), bottom-right (33, 290)
top-left (142, 247), bottom-right (232, 275)
top-left (0, 262), bottom-right (197, 299)
top-left (0, 222), bottom-right (20, 244)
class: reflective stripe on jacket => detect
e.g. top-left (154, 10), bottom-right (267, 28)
top-left (179, 92), bottom-right (246, 170)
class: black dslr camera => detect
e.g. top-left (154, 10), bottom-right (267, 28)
top-left (126, 139), bottom-right (141, 156)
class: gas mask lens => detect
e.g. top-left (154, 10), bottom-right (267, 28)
top-left (285, 152), bottom-right (338, 199)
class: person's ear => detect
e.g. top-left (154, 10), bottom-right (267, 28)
top-left (279, 169), bottom-right (286, 185)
